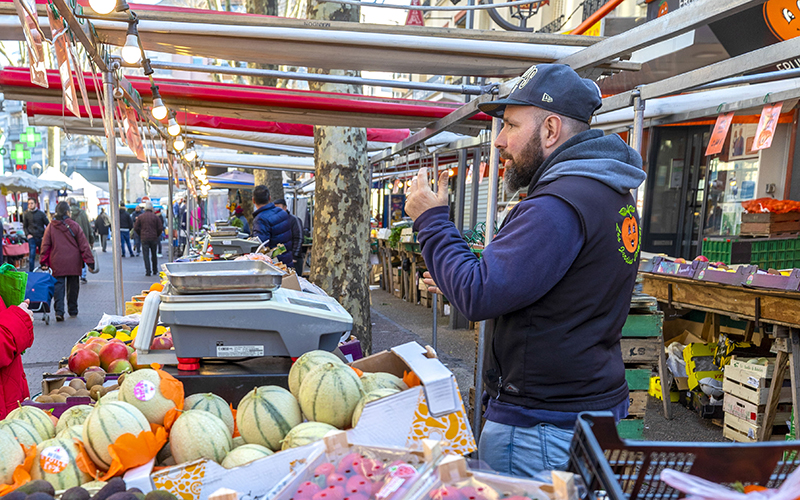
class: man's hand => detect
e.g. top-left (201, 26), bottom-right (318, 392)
top-left (422, 271), bottom-right (442, 295)
top-left (404, 167), bottom-right (449, 220)
top-left (17, 300), bottom-right (33, 322)
top-left (27, 235), bottom-right (32, 239)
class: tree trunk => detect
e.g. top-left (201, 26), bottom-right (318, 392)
top-left (306, 0), bottom-right (371, 353)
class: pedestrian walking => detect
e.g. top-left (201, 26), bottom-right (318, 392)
top-left (68, 198), bottom-right (94, 284)
top-left (40, 201), bottom-right (95, 321)
top-left (0, 296), bottom-right (33, 418)
top-left (94, 208), bottom-right (111, 252)
top-left (131, 204), bottom-right (144, 257)
top-left (119, 204), bottom-right (134, 257)
top-left (133, 201), bottom-right (164, 277)
top-left (155, 209), bottom-right (165, 257)
top-left (22, 198), bottom-right (48, 271)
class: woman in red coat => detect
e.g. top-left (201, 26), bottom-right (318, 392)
top-left (0, 297), bottom-right (34, 418)
top-left (40, 201), bottom-right (95, 322)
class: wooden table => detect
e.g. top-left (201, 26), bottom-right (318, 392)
top-left (641, 272), bottom-right (800, 440)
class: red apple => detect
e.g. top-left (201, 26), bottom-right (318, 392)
top-left (86, 342), bottom-right (104, 356)
top-left (151, 336), bottom-right (173, 350)
top-left (125, 345), bottom-right (134, 356)
top-left (108, 359), bottom-right (133, 374)
top-left (70, 344), bottom-right (86, 356)
top-left (83, 366), bottom-right (106, 377)
top-left (694, 255), bottom-right (709, 262)
top-left (128, 351), bottom-right (148, 370)
top-left (99, 342), bottom-right (130, 371)
top-left (674, 258), bottom-right (687, 264)
top-left (68, 349), bottom-right (100, 376)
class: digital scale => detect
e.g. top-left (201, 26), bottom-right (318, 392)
top-left (202, 227), bottom-right (263, 257)
top-left (132, 260), bottom-right (353, 401)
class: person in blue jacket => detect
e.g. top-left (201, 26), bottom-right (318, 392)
top-left (404, 64), bottom-right (647, 479)
top-left (251, 185), bottom-right (293, 267)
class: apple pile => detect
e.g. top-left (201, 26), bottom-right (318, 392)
top-left (68, 337), bottom-right (138, 376)
top-left (291, 453), bottom-right (422, 500)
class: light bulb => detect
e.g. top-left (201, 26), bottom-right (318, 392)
top-left (173, 137), bottom-right (185, 151)
top-left (89, 0), bottom-right (116, 14)
top-left (121, 34), bottom-right (142, 64)
top-left (168, 117), bottom-right (181, 137)
top-left (151, 97), bottom-right (167, 120)
top-left (183, 148), bottom-right (197, 162)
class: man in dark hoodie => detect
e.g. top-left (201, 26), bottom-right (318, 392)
top-left (405, 64), bottom-right (646, 478)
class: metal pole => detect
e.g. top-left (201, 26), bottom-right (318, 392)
top-left (469, 147), bottom-right (480, 231)
top-left (167, 162), bottom-right (174, 263)
top-left (431, 151), bottom-right (439, 353)
top-left (104, 67), bottom-right (125, 315)
top-left (630, 89), bottom-right (645, 211)
top-left (473, 117), bottom-right (502, 446)
top-left (184, 193), bottom-right (192, 257)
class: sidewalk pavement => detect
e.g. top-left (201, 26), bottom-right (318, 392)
top-left (22, 241), bottom-right (161, 396)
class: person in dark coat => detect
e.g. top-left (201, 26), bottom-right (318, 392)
top-left (23, 198), bottom-right (48, 271)
top-left (251, 185), bottom-right (293, 267)
top-left (0, 296), bottom-right (33, 418)
top-left (133, 202), bottom-right (164, 277)
top-left (131, 204), bottom-right (143, 256)
top-left (119, 204), bottom-right (134, 257)
top-left (274, 198), bottom-right (303, 272)
top-left (40, 201), bottom-right (95, 321)
top-left (94, 208), bottom-right (111, 252)
top-left (69, 198), bottom-right (94, 284)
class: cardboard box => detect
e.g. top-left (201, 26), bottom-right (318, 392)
top-left (282, 272), bottom-right (301, 291)
top-left (664, 330), bottom-right (704, 347)
top-left (348, 342), bottom-right (476, 455)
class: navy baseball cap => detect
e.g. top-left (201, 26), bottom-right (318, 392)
top-left (478, 64), bottom-right (603, 124)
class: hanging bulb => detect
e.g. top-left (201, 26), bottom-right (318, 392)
top-left (120, 22), bottom-right (142, 64)
top-left (183, 145), bottom-right (197, 162)
top-left (151, 86), bottom-right (168, 120)
top-left (168, 116), bottom-right (181, 137)
top-left (173, 136), bottom-right (185, 152)
top-left (89, 0), bottom-right (116, 15)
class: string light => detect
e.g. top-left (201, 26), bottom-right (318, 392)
top-left (89, 0), bottom-right (116, 15)
top-left (120, 21), bottom-right (142, 64)
top-left (172, 136), bottom-right (185, 152)
top-left (167, 114), bottom-right (181, 137)
top-left (182, 143), bottom-right (197, 162)
top-left (151, 86), bottom-right (167, 120)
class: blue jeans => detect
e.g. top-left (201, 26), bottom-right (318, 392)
top-left (478, 420), bottom-right (573, 479)
top-left (120, 229), bottom-right (133, 256)
top-left (28, 237), bottom-right (41, 271)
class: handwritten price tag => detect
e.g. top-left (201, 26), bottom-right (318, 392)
top-left (40, 446), bottom-right (69, 474)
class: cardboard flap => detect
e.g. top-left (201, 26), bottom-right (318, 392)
top-left (391, 343), bottom-right (460, 417)
top-left (437, 455), bottom-right (469, 483)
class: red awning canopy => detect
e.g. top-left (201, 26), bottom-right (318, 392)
top-left (0, 67), bottom-right (491, 133)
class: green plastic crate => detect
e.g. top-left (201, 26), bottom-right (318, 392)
top-left (751, 237), bottom-right (800, 270)
top-left (700, 238), bottom-right (752, 265)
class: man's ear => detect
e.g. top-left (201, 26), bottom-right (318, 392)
top-left (542, 115), bottom-right (563, 149)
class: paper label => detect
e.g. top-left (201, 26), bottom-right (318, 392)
top-left (134, 380), bottom-right (156, 401)
top-left (216, 345), bottom-right (264, 357)
top-left (747, 376), bottom-right (760, 388)
top-left (222, 240), bottom-right (232, 245)
top-left (40, 446), bottom-right (69, 474)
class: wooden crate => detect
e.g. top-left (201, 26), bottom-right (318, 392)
top-left (723, 412), bottom-right (789, 443)
top-left (620, 338), bottom-right (662, 363)
top-left (722, 364), bottom-right (792, 406)
top-left (628, 391), bottom-right (648, 418)
top-left (722, 393), bottom-right (792, 426)
top-left (740, 212), bottom-right (800, 237)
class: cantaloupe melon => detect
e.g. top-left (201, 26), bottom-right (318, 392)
top-left (298, 362), bottom-right (364, 429)
top-left (0, 419), bottom-right (43, 448)
top-left (351, 388), bottom-right (400, 427)
top-left (232, 436), bottom-right (245, 448)
top-left (0, 427), bottom-right (24, 485)
top-left (56, 424), bottom-right (84, 442)
top-left (30, 436), bottom-right (91, 490)
top-left (170, 410), bottom-right (232, 464)
top-left (360, 372), bottom-right (408, 393)
top-left (100, 390), bottom-right (119, 402)
top-left (119, 369), bottom-right (176, 425)
top-left (236, 386), bottom-right (302, 451)
top-left (280, 422), bottom-right (336, 450)
top-left (55, 405), bottom-right (93, 435)
top-left (82, 401), bottom-right (150, 471)
top-left (184, 393), bottom-right (234, 436)
top-left (288, 351), bottom-right (343, 398)
top-left (220, 444), bottom-right (273, 469)
top-left (6, 406), bottom-right (56, 440)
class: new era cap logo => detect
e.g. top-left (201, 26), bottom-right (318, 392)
top-left (516, 65), bottom-right (538, 90)
top-left (542, 93), bottom-right (553, 103)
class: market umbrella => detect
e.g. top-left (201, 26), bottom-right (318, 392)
top-left (38, 167), bottom-right (73, 191)
top-left (0, 171), bottom-right (41, 194)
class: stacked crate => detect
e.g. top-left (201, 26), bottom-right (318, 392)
top-left (722, 358), bottom-right (792, 442)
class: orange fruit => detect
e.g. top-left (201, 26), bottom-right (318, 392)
top-left (149, 282), bottom-right (164, 292)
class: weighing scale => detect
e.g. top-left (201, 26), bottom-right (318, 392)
top-left (132, 260), bottom-right (353, 402)
top-left (202, 227), bottom-right (262, 257)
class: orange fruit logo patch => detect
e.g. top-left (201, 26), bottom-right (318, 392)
top-left (764, 0), bottom-right (800, 41)
top-left (617, 205), bottom-right (640, 265)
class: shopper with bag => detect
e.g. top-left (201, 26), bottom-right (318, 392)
top-left (40, 202), bottom-right (95, 321)
top-left (0, 296), bottom-right (33, 418)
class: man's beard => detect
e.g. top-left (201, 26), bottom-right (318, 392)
top-left (502, 132), bottom-right (546, 193)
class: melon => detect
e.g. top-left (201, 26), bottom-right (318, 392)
top-left (236, 386), bottom-right (302, 451)
top-left (170, 410), bottom-right (232, 464)
top-left (220, 444), bottom-right (273, 469)
top-left (184, 393), bottom-right (234, 436)
top-left (0, 418), bottom-right (43, 448)
top-left (30, 436), bottom-right (91, 490)
top-left (6, 406), bottom-right (56, 440)
top-left (119, 369), bottom-right (176, 425)
top-left (56, 424), bottom-right (84, 442)
top-left (288, 351), bottom-right (344, 398)
top-left (82, 401), bottom-right (150, 471)
top-left (298, 362), bottom-right (364, 429)
top-left (100, 390), bottom-right (119, 402)
top-left (360, 372), bottom-right (408, 393)
top-left (281, 422), bottom-right (337, 450)
top-left (351, 388), bottom-right (400, 427)
top-left (0, 427), bottom-right (24, 485)
top-left (232, 436), bottom-right (245, 448)
top-left (55, 405), bottom-right (93, 435)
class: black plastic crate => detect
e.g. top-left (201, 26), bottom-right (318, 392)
top-left (569, 412), bottom-right (800, 500)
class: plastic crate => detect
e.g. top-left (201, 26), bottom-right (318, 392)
top-left (751, 237), bottom-right (800, 270)
top-left (568, 412), bottom-right (800, 500)
top-left (700, 238), bottom-right (752, 265)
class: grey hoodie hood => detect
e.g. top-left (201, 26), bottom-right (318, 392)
top-left (530, 129), bottom-right (646, 195)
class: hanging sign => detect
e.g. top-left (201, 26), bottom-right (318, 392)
top-left (70, 47), bottom-right (93, 126)
top-left (752, 102), bottom-right (783, 152)
top-left (123, 106), bottom-right (146, 161)
top-left (47, 7), bottom-right (80, 118)
top-left (12, 0), bottom-right (48, 88)
top-left (705, 112), bottom-right (734, 156)
top-left (405, 0), bottom-right (424, 26)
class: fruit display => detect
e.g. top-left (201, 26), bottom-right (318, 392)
top-left (289, 351), bottom-right (345, 398)
top-left (183, 393), bottom-right (234, 435)
top-left (29, 436), bottom-right (92, 490)
top-left (220, 444), bottom-right (274, 469)
top-left (360, 373), bottom-right (408, 394)
top-left (118, 369), bottom-right (177, 426)
top-left (351, 389), bottom-right (400, 428)
top-left (236, 386), bottom-right (303, 451)
top-left (0, 419), bottom-right (43, 448)
top-left (0, 427), bottom-right (25, 484)
top-left (170, 410), bottom-right (233, 464)
top-left (34, 371), bottom-right (121, 405)
top-left (6, 406), bottom-right (56, 440)
top-left (0, 477), bottom-right (179, 500)
top-left (65, 324), bottom-right (173, 378)
top-left (281, 422), bottom-right (337, 451)
top-left (298, 362), bottom-right (364, 429)
top-left (81, 401), bottom-right (151, 471)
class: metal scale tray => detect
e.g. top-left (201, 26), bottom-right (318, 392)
top-left (163, 260), bottom-right (284, 294)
